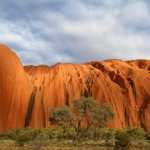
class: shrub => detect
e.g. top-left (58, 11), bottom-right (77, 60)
top-left (115, 129), bottom-right (131, 147)
top-left (99, 128), bottom-right (116, 141)
top-left (115, 128), bottom-right (145, 150)
top-left (7, 128), bottom-right (35, 146)
top-left (145, 131), bottom-right (150, 141)
top-left (126, 128), bottom-right (145, 140)
top-left (5, 128), bottom-right (52, 146)
top-left (0, 133), bottom-right (9, 140)
top-left (30, 131), bottom-right (49, 150)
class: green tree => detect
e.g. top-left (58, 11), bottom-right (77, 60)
top-left (49, 105), bottom-right (75, 137)
top-left (72, 97), bottom-right (97, 134)
top-left (72, 97), bottom-right (114, 139)
top-left (48, 97), bottom-right (114, 140)
top-left (93, 103), bottom-right (114, 128)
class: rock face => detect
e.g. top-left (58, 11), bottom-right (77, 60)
top-left (0, 45), bottom-right (32, 132)
top-left (0, 45), bottom-right (150, 132)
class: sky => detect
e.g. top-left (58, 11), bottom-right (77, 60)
top-left (0, 0), bottom-right (150, 65)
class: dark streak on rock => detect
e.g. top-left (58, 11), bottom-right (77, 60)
top-left (24, 87), bottom-right (37, 127)
top-left (83, 74), bottom-right (95, 97)
top-left (139, 94), bottom-right (150, 130)
top-left (128, 78), bottom-right (136, 98)
top-left (124, 107), bottom-right (130, 127)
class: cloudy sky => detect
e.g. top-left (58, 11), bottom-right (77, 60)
top-left (0, 0), bottom-right (150, 65)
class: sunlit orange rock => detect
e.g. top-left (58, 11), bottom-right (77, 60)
top-left (0, 44), bottom-right (32, 132)
top-left (0, 45), bottom-right (150, 132)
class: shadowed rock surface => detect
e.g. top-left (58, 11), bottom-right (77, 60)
top-left (0, 44), bottom-right (150, 132)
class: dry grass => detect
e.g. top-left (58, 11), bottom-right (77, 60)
top-left (0, 139), bottom-right (149, 150)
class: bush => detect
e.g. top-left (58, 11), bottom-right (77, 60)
top-left (145, 131), bottom-right (150, 141)
top-left (115, 128), bottom-right (145, 150)
top-left (5, 128), bottom-right (53, 146)
top-left (98, 128), bottom-right (116, 141)
top-left (7, 128), bottom-right (35, 146)
top-left (0, 127), bottom-right (148, 149)
top-left (115, 130), bottom-right (131, 147)
top-left (126, 128), bottom-right (145, 140)
top-left (0, 133), bottom-right (9, 140)
top-left (30, 131), bottom-right (49, 150)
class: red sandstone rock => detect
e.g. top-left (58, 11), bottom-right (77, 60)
top-left (0, 44), bottom-right (32, 132)
top-left (0, 45), bottom-right (150, 132)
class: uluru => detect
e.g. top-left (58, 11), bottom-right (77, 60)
top-left (0, 44), bottom-right (150, 133)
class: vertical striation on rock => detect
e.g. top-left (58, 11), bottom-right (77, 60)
top-left (0, 44), bottom-right (32, 132)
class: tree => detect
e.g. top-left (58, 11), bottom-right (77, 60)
top-left (48, 97), bottom-right (114, 140)
top-left (93, 103), bottom-right (114, 128)
top-left (72, 97), bottom-right (114, 139)
top-left (72, 97), bottom-right (98, 131)
top-left (49, 105), bottom-right (74, 137)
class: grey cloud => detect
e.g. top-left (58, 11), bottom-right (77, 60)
top-left (0, 0), bottom-right (150, 65)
